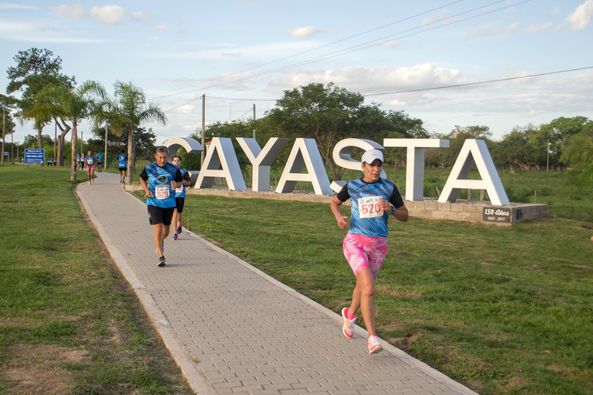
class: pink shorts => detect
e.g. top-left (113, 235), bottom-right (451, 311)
top-left (342, 233), bottom-right (388, 279)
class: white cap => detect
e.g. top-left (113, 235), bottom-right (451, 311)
top-left (361, 149), bottom-right (384, 164)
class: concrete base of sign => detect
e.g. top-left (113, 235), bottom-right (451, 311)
top-left (124, 185), bottom-right (548, 226)
top-left (405, 199), bottom-right (548, 226)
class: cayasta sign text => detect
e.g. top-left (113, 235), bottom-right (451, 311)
top-left (163, 137), bottom-right (510, 206)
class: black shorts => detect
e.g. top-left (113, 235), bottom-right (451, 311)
top-left (119, 166), bottom-right (127, 171)
top-left (175, 197), bottom-right (185, 213)
top-left (147, 205), bottom-right (175, 225)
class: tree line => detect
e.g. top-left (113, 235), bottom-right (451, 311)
top-left (2, 47), bottom-right (592, 189)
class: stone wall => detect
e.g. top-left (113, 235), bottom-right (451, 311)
top-left (126, 185), bottom-right (548, 226)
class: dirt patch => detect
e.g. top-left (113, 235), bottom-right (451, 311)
top-left (1, 344), bottom-right (92, 394)
top-left (2, 366), bottom-right (74, 395)
top-left (388, 332), bottom-right (420, 350)
top-left (108, 320), bottom-right (126, 344)
top-left (376, 284), bottom-right (422, 299)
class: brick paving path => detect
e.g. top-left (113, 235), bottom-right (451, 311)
top-left (77, 172), bottom-right (476, 395)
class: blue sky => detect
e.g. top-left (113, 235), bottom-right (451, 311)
top-left (1, 0), bottom-right (592, 144)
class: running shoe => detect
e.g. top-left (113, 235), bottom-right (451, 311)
top-left (158, 256), bottom-right (166, 267)
top-left (341, 308), bottom-right (356, 339)
top-left (176, 225), bottom-right (182, 234)
top-left (368, 335), bottom-right (383, 354)
top-left (173, 233), bottom-right (178, 240)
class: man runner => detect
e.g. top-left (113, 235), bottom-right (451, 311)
top-left (139, 146), bottom-right (183, 267)
top-left (118, 150), bottom-right (127, 184)
top-left (330, 148), bottom-right (409, 354)
top-left (171, 155), bottom-right (192, 240)
top-left (96, 151), bottom-right (104, 173)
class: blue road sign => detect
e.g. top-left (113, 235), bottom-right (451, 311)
top-left (24, 148), bottom-right (45, 165)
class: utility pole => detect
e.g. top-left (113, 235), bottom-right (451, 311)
top-left (1, 107), bottom-right (5, 165)
top-left (11, 123), bottom-right (14, 163)
top-left (54, 121), bottom-right (57, 165)
top-left (252, 103), bottom-right (256, 139)
top-left (546, 141), bottom-right (550, 173)
top-left (104, 123), bottom-right (108, 169)
top-left (201, 94), bottom-right (205, 166)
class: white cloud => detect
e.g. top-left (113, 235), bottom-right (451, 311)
top-left (469, 22), bottom-right (520, 37)
top-left (0, 3), bottom-right (38, 10)
top-left (290, 25), bottom-right (316, 38)
top-left (177, 104), bottom-right (195, 114)
top-left (567, 0), bottom-right (593, 30)
top-left (157, 41), bottom-right (321, 62)
top-left (131, 10), bottom-right (146, 20)
top-left (0, 18), bottom-right (103, 43)
top-left (271, 63), bottom-right (463, 94)
top-left (54, 4), bottom-right (84, 18)
top-left (91, 5), bottom-right (126, 25)
top-left (153, 22), bottom-right (167, 31)
top-left (379, 40), bottom-right (399, 48)
top-left (524, 23), bottom-right (555, 33)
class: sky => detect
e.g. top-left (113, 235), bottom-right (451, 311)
top-left (1, 0), bottom-right (592, 145)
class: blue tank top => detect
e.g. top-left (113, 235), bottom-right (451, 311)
top-left (174, 168), bottom-right (188, 198)
top-left (144, 163), bottom-right (178, 208)
top-left (86, 155), bottom-right (95, 166)
top-left (118, 153), bottom-right (127, 168)
top-left (346, 178), bottom-right (397, 237)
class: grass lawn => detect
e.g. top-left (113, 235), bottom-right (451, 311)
top-left (0, 166), bottom-right (191, 394)
top-left (149, 191), bottom-right (593, 395)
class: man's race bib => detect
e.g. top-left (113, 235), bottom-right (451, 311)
top-left (175, 185), bottom-right (183, 194)
top-left (358, 196), bottom-right (384, 218)
top-left (155, 184), bottom-right (170, 200)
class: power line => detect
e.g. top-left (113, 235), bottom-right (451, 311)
top-left (363, 66), bottom-right (593, 96)
top-left (163, 65), bottom-right (593, 111)
top-left (151, 0), bottom-right (470, 100)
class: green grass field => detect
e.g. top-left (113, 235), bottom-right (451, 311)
top-left (0, 166), bottom-right (190, 394)
top-left (142, 189), bottom-right (593, 394)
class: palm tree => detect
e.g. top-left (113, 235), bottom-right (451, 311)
top-left (35, 81), bottom-right (98, 181)
top-left (88, 81), bottom-right (165, 184)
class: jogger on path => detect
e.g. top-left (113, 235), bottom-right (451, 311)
top-left (330, 148), bottom-right (409, 354)
top-left (139, 146), bottom-right (183, 267)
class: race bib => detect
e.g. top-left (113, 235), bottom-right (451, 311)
top-left (175, 185), bottom-right (183, 194)
top-left (358, 196), bottom-right (383, 218)
top-left (155, 184), bottom-right (170, 200)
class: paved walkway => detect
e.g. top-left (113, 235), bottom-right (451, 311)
top-left (76, 173), bottom-right (476, 395)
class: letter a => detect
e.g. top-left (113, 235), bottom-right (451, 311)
top-left (275, 138), bottom-right (332, 196)
top-left (438, 139), bottom-right (509, 205)
top-left (195, 137), bottom-right (246, 191)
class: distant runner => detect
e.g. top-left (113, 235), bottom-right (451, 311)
top-left (330, 148), bottom-right (409, 354)
top-left (171, 155), bottom-right (192, 240)
top-left (96, 151), bottom-right (104, 173)
top-left (139, 146), bottom-right (183, 267)
top-left (118, 150), bottom-right (127, 184)
top-left (85, 150), bottom-right (96, 184)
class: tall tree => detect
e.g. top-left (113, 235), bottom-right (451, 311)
top-left (87, 81), bottom-right (166, 184)
top-left (35, 81), bottom-right (98, 181)
top-left (561, 121), bottom-right (593, 188)
top-left (535, 116), bottom-right (592, 168)
top-left (6, 48), bottom-right (74, 148)
top-left (267, 82), bottom-right (424, 180)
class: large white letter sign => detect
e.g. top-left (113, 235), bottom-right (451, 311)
top-left (195, 137), bottom-right (247, 191)
top-left (275, 138), bottom-right (332, 196)
top-left (438, 139), bottom-right (509, 205)
top-left (236, 137), bottom-right (289, 192)
top-left (330, 138), bottom-right (387, 193)
top-left (383, 138), bottom-right (449, 201)
top-left (162, 137), bottom-right (204, 187)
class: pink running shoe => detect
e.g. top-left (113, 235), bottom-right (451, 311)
top-left (368, 335), bottom-right (383, 354)
top-left (341, 308), bottom-right (355, 339)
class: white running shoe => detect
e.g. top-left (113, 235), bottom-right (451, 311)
top-left (368, 335), bottom-right (383, 354)
top-left (341, 308), bottom-right (355, 339)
